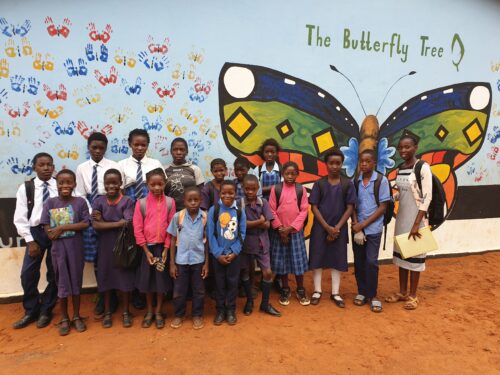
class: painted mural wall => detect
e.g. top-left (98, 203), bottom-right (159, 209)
top-left (0, 0), bottom-right (499, 296)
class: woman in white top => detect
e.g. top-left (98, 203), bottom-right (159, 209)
top-left (386, 134), bottom-right (432, 310)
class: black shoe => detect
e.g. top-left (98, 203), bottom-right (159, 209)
top-left (36, 313), bottom-right (52, 328)
top-left (259, 304), bottom-right (282, 317)
top-left (243, 299), bottom-right (254, 316)
top-left (13, 314), bottom-right (37, 329)
top-left (102, 313), bottom-right (112, 328)
top-left (226, 310), bottom-right (237, 325)
top-left (94, 294), bottom-right (105, 319)
top-left (109, 290), bottom-right (119, 313)
top-left (213, 311), bottom-right (225, 326)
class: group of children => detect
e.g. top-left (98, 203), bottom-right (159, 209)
top-left (13, 131), bottom-right (431, 336)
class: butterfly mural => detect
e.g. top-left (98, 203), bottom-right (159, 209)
top-left (76, 121), bottom-right (113, 139)
top-left (87, 22), bottom-right (112, 43)
top-left (4, 101), bottom-right (29, 118)
top-left (145, 100), bottom-right (165, 114)
top-left (44, 17), bottom-right (71, 38)
top-left (106, 106), bottom-right (133, 125)
top-left (110, 137), bottom-right (129, 155)
top-left (121, 77), bottom-right (143, 95)
top-left (138, 51), bottom-right (169, 72)
top-left (0, 58), bottom-right (9, 78)
top-left (10, 75), bottom-right (40, 95)
top-left (94, 66), bottom-right (118, 86)
top-left (52, 120), bottom-right (75, 136)
top-left (5, 157), bottom-right (33, 175)
top-left (5, 37), bottom-right (32, 57)
top-left (114, 49), bottom-right (137, 68)
top-left (172, 63), bottom-right (196, 81)
top-left (218, 63), bottom-right (492, 222)
top-left (0, 121), bottom-right (21, 137)
top-left (85, 43), bottom-right (108, 62)
top-left (34, 100), bottom-right (63, 119)
top-left (43, 83), bottom-right (67, 101)
top-left (147, 35), bottom-right (170, 54)
top-left (64, 58), bottom-right (87, 77)
top-left (0, 18), bottom-right (31, 37)
top-left (33, 53), bottom-right (54, 71)
top-left (152, 81), bottom-right (178, 99)
top-left (142, 115), bottom-right (163, 131)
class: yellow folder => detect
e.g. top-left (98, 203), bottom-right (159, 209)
top-left (394, 226), bottom-right (438, 259)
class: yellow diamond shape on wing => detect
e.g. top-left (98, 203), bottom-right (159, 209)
top-left (465, 123), bottom-right (481, 144)
top-left (315, 131), bottom-right (335, 154)
top-left (438, 129), bottom-right (445, 138)
top-left (225, 106), bottom-right (257, 143)
top-left (229, 113), bottom-right (252, 138)
top-left (281, 124), bottom-right (289, 134)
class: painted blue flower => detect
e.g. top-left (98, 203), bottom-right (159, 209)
top-left (377, 137), bottom-right (396, 174)
top-left (340, 137), bottom-right (359, 177)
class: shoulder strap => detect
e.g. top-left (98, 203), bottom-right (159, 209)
top-left (374, 172), bottom-right (383, 207)
top-left (340, 175), bottom-right (350, 205)
top-left (317, 176), bottom-right (327, 201)
top-left (201, 210), bottom-right (207, 227)
top-left (256, 197), bottom-right (263, 206)
top-left (178, 209), bottom-right (186, 227)
top-left (165, 196), bottom-right (173, 213)
top-left (25, 178), bottom-right (35, 220)
top-left (208, 181), bottom-right (215, 206)
top-left (239, 197), bottom-right (245, 210)
top-left (258, 165), bottom-right (262, 176)
top-left (213, 203), bottom-right (220, 238)
top-left (295, 183), bottom-right (303, 210)
top-left (414, 160), bottom-right (424, 196)
top-left (274, 183), bottom-right (283, 208)
top-left (139, 197), bottom-right (147, 217)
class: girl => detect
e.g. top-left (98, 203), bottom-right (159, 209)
top-left (164, 137), bottom-right (205, 211)
top-left (269, 161), bottom-right (310, 306)
top-left (308, 149), bottom-right (356, 307)
top-left (40, 169), bottom-right (90, 336)
top-left (92, 169), bottom-right (135, 328)
top-left (257, 138), bottom-right (282, 200)
top-left (201, 158), bottom-right (227, 210)
top-left (385, 134), bottom-right (432, 310)
top-left (133, 168), bottom-right (176, 328)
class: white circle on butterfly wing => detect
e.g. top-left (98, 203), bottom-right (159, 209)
top-left (469, 86), bottom-right (490, 110)
top-left (223, 67), bottom-right (255, 99)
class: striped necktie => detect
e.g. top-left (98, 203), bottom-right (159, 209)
top-left (42, 181), bottom-right (50, 203)
top-left (90, 164), bottom-right (98, 203)
top-left (135, 160), bottom-right (145, 199)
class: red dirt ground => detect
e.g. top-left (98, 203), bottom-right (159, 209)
top-left (1, 252), bottom-right (499, 375)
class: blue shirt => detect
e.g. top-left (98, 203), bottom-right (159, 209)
top-left (356, 173), bottom-right (390, 235)
top-left (167, 209), bottom-right (206, 265)
top-left (207, 200), bottom-right (247, 258)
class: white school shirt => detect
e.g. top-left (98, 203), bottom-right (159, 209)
top-left (118, 155), bottom-right (164, 188)
top-left (13, 177), bottom-right (58, 243)
top-left (75, 158), bottom-right (122, 197)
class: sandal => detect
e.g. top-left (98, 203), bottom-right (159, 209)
top-left (155, 313), bottom-right (165, 329)
top-left (72, 316), bottom-right (87, 333)
top-left (57, 318), bottom-right (70, 336)
top-left (330, 294), bottom-right (345, 308)
top-left (370, 298), bottom-right (383, 313)
top-left (142, 312), bottom-right (154, 328)
top-left (403, 296), bottom-right (419, 310)
top-left (353, 294), bottom-right (367, 306)
top-left (102, 312), bottom-right (112, 328)
top-left (122, 312), bottom-right (133, 328)
top-left (310, 291), bottom-right (322, 305)
top-left (385, 292), bottom-right (409, 303)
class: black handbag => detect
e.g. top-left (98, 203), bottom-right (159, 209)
top-left (112, 221), bottom-right (140, 270)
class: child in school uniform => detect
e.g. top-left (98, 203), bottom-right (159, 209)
top-left (165, 137), bottom-right (205, 211)
top-left (168, 187), bottom-right (209, 330)
top-left (233, 156), bottom-right (262, 200)
top-left (118, 128), bottom-right (163, 310)
top-left (133, 168), bottom-right (176, 329)
top-left (269, 161), bottom-right (310, 306)
top-left (309, 149), bottom-right (356, 308)
top-left (385, 134), bottom-right (432, 310)
top-left (257, 138), bottom-right (282, 200)
top-left (92, 169), bottom-right (136, 328)
top-left (75, 132), bottom-right (121, 316)
top-left (13, 153), bottom-right (58, 329)
top-left (240, 174), bottom-right (281, 317)
top-left (208, 180), bottom-right (247, 326)
top-left (201, 158), bottom-right (227, 210)
top-left (351, 150), bottom-right (390, 312)
top-left (40, 169), bottom-right (90, 336)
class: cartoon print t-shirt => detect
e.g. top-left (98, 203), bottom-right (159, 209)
top-left (164, 162), bottom-right (204, 211)
top-left (218, 211), bottom-right (238, 240)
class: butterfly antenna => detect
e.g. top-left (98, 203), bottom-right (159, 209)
top-left (375, 71), bottom-right (417, 116)
top-left (330, 65), bottom-right (367, 116)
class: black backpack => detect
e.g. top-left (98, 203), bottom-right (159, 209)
top-left (414, 160), bottom-right (446, 230)
top-left (274, 182), bottom-right (308, 227)
top-left (354, 172), bottom-right (395, 250)
top-left (25, 178), bottom-right (36, 220)
top-left (212, 202), bottom-right (243, 244)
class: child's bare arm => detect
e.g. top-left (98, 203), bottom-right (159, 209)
top-left (92, 219), bottom-right (127, 231)
top-left (336, 204), bottom-right (354, 230)
top-left (246, 216), bottom-right (265, 229)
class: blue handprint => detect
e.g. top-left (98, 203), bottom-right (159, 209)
top-left (27, 77), bottom-right (40, 95)
top-left (85, 43), bottom-right (96, 61)
top-left (0, 18), bottom-right (12, 37)
top-left (64, 58), bottom-right (77, 77)
top-left (0, 88), bottom-right (8, 104)
top-left (138, 51), bottom-right (152, 69)
top-left (5, 157), bottom-right (31, 175)
top-left (100, 44), bottom-right (108, 62)
top-left (10, 75), bottom-right (25, 92)
top-left (78, 58), bottom-right (88, 76)
top-left (120, 139), bottom-right (129, 154)
top-left (142, 116), bottom-right (152, 130)
top-left (153, 56), bottom-right (169, 72)
top-left (16, 20), bottom-right (31, 37)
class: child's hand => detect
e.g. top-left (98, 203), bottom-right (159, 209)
top-left (201, 262), bottom-right (209, 279)
top-left (144, 249), bottom-right (155, 265)
top-left (118, 219), bottom-right (128, 227)
top-left (226, 253), bottom-right (236, 263)
top-left (169, 262), bottom-right (178, 279)
top-left (327, 225), bottom-right (340, 238)
top-left (217, 255), bottom-right (229, 265)
top-left (48, 226), bottom-right (65, 240)
top-left (408, 223), bottom-right (422, 241)
top-left (27, 241), bottom-right (41, 257)
top-left (92, 210), bottom-right (102, 221)
top-left (279, 232), bottom-right (289, 245)
top-left (161, 247), bottom-right (168, 264)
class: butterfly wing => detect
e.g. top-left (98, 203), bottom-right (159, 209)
top-left (379, 82), bottom-right (492, 215)
top-left (219, 63), bottom-right (360, 184)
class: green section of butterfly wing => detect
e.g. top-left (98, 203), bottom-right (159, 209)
top-left (386, 109), bottom-right (488, 167)
top-left (222, 101), bottom-right (351, 157)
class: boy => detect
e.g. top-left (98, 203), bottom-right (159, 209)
top-left (240, 175), bottom-right (281, 317)
top-left (75, 132), bottom-right (121, 316)
top-left (351, 149), bottom-right (390, 312)
top-left (207, 180), bottom-right (246, 325)
top-left (201, 158), bottom-right (227, 210)
top-left (168, 187), bottom-right (209, 330)
top-left (233, 156), bottom-right (261, 200)
top-left (13, 153), bottom-right (58, 329)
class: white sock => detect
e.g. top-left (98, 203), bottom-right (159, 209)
top-left (331, 269), bottom-right (341, 295)
top-left (313, 268), bottom-right (322, 293)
